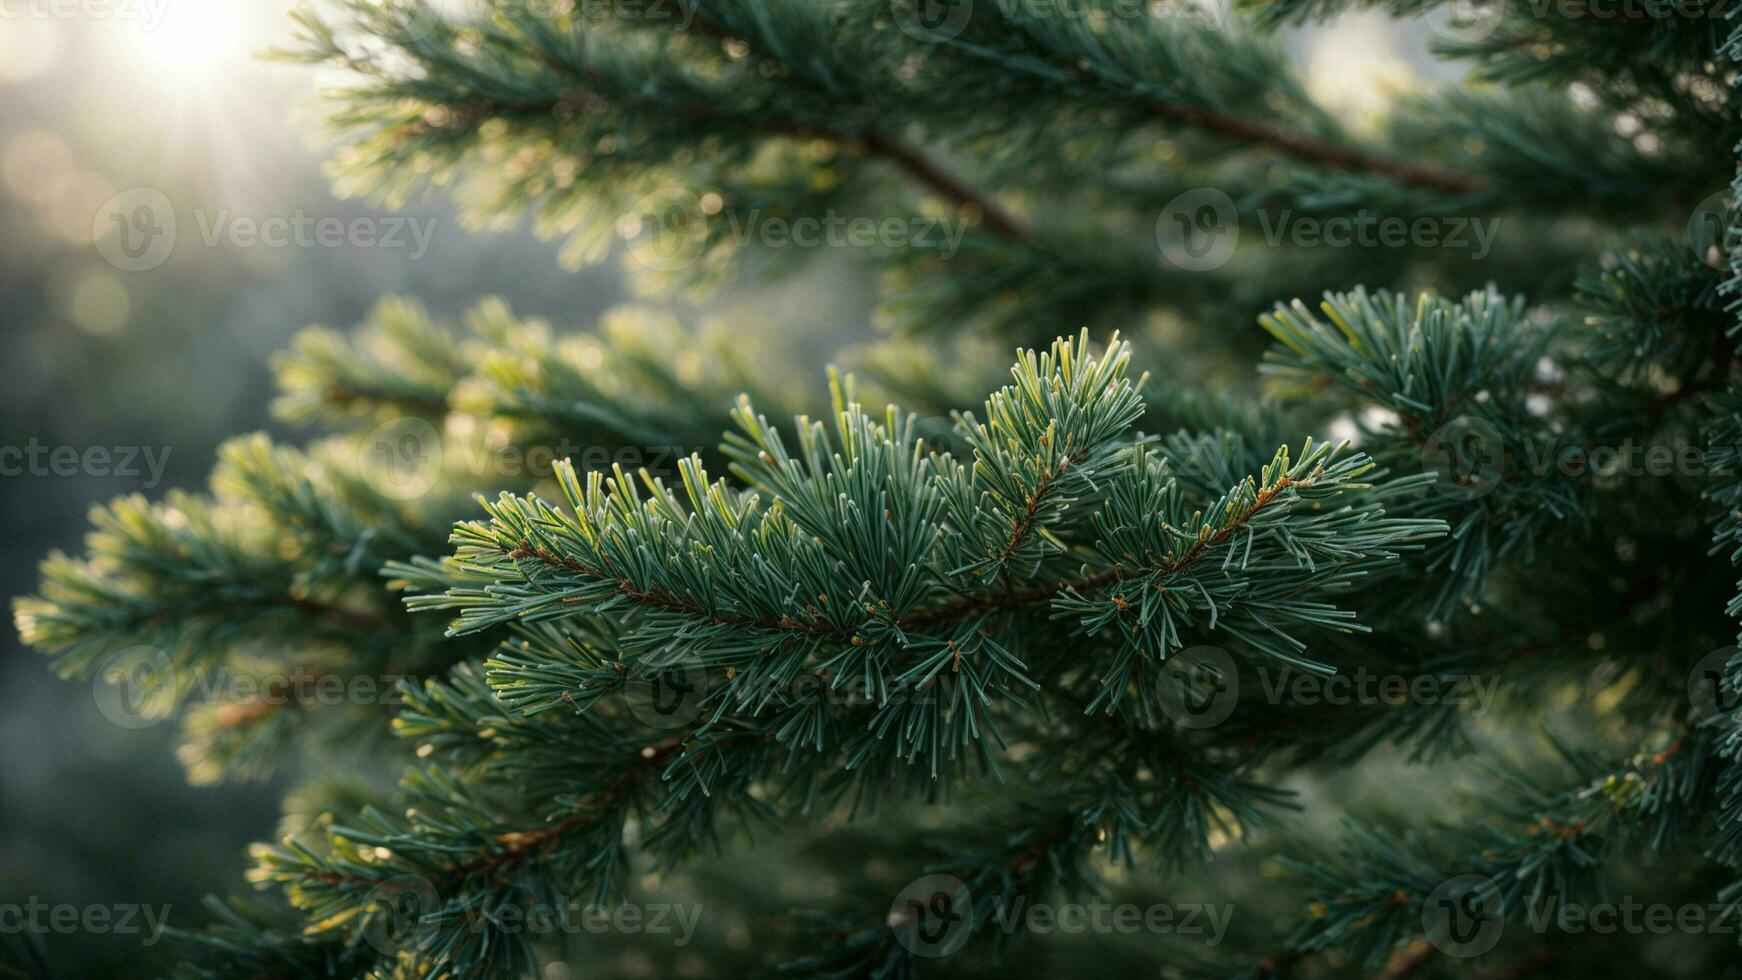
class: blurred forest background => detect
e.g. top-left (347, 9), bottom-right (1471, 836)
top-left (0, 3), bottom-right (1456, 975)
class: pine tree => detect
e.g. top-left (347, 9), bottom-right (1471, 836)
top-left (13, 2), bottom-right (1742, 977)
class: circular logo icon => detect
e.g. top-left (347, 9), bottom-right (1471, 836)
top-left (1690, 646), bottom-right (1740, 724)
top-left (620, 187), bottom-right (709, 273)
top-left (625, 662), bottom-right (709, 729)
top-left (888, 874), bottom-right (973, 958)
top-left (1424, 0), bottom-right (1506, 44)
top-left (1156, 188), bottom-right (1238, 271)
top-left (360, 416), bottom-right (442, 501)
top-left (93, 188), bottom-right (176, 273)
top-left (399, 0), bottom-right (483, 41)
top-left (1158, 645), bottom-right (1239, 729)
top-left (891, 0), bottom-right (973, 42)
top-left (1159, 0), bottom-right (1227, 30)
top-left (1422, 874), bottom-right (1504, 957)
top-left (400, 4), bottom-right (445, 42)
top-left (92, 645), bottom-right (177, 729)
top-left (1422, 416), bottom-right (1505, 500)
top-left (360, 874), bottom-right (440, 956)
top-left (1688, 190), bottom-right (1731, 271)
top-left (905, 412), bottom-right (962, 454)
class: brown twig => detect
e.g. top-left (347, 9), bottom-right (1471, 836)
top-left (859, 131), bottom-right (1035, 246)
top-left (1145, 101), bottom-right (1485, 196)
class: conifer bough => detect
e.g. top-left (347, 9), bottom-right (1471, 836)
top-left (12, 1), bottom-right (1742, 978)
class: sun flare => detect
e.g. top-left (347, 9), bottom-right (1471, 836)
top-left (136, 0), bottom-right (242, 74)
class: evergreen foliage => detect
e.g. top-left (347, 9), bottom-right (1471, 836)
top-left (13, 1), bottom-right (1742, 977)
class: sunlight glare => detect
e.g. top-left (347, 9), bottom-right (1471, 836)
top-left (138, 0), bottom-right (242, 74)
